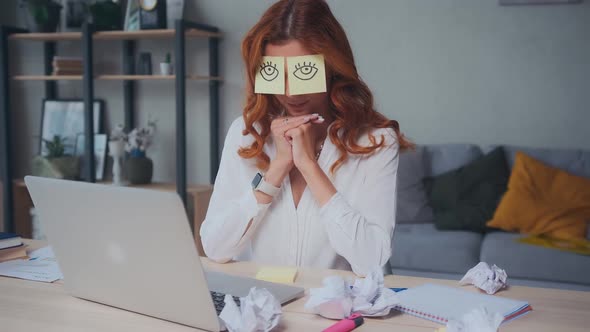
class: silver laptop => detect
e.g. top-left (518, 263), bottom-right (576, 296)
top-left (25, 176), bottom-right (304, 331)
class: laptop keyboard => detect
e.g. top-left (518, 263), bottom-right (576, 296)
top-left (210, 291), bottom-right (241, 315)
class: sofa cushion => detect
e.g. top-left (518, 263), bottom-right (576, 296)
top-left (487, 152), bottom-right (590, 240)
top-left (390, 223), bottom-right (483, 274)
top-left (424, 147), bottom-right (509, 233)
top-left (396, 147), bottom-right (435, 224)
top-left (424, 144), bottom-right (482, 176)
top-left (502, 145), bottom-right (590, 179)
top-left (480, 232), bottom-right (590, 285)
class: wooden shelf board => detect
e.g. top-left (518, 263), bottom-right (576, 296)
top-left (8, 32), bottom-right (82, 41)
top-left (12, 75), bottom-right (82, 81)
top-left (9, 29), bottom-right (221, 42)
top-left (98, 75), bottom-right (174, 80)
top-left (94, 29), bottom-right (222, 40)
top-left (97, 75), bottom-right (223, 81)
top-left (99, 181), bottom-right (212, 193)
top-left (14, 179), bottom-right (211, 193)
top-left (12, 75), bottom-right (222, 81)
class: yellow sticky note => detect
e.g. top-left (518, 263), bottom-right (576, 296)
top-left (287, 54), bottom-right (327, 95)
top-left (435, 328), bottom-right (446, 332)
top-left (256, 267), bottom-right (297, 284)
top-left (254, 56), bottom-right (285, 95)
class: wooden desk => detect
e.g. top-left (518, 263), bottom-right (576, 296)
top-left (1, 241), bottom-right (589, 332)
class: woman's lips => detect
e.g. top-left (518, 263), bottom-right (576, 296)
top-left (287, 100), bottom-right (309, 108)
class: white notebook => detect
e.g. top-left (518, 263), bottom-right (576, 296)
top-left (395, 284), bottom-right (532, 324)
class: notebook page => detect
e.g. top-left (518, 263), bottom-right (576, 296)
top-left (396, 284), bottom-right (529, 322)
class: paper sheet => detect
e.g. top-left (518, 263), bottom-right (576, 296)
top-left (255, 267), bottom-right (297, 284)
top-left (29, 246), bottom-right (58, 261)
top-left (0, 246), bottom-right (63, 283)
top-left (254, 56), bottom-right (285, 95)
top-left (446, 307), bottom-right (503, 332)
top-left (286, 54), bottom-right (327, 95)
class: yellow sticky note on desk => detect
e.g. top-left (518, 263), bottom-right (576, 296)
top-left (256, 267), bottom-right (297, 284)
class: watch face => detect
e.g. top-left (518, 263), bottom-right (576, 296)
top-left (251, 173), bottom-right (263, 189)
top-left (139, 0), bottom-right (158, 11)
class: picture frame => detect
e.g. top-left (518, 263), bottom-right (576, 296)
top-left (40, 99), bottom-right (104, 157)
top-left (124, 0), bottom-right (141, 31)
top-left (75, 133), bottom-right (108, 181)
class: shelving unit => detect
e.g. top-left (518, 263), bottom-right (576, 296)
top-left (0, 20), bottom-right (221, 233)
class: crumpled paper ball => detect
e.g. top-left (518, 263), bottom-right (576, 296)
top-left (219, 287), bottom-right (282, 332)
top-left (304, 268), bottom-right (399, 319)
top-left (460, 262), bottom-right (507, 295)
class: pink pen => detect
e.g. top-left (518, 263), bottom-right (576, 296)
top-left (322, 313), bottom-right (364, 332)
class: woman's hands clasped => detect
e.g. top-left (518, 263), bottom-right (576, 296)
top-left (257, 113), bottom-right (334, 206)
top-left (270, 113), bottom-right (324, 174)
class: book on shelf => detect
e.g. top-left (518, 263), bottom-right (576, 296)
top-left (52, 69), bottom-right (83, 76)
top-left (53, 61), bottom-right (83, 67)
top-left (53, 56), bottom-right (83, 62)
top-left (0, 244), bottom-right (28, 263)
top-left (53, 64), bottom-right (83, 71)
top-left (52, 56), bottom-right (83, 75)
top-left (0, 232), bottom-right (23, 250)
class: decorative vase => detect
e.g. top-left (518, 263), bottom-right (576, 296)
top-left (108, 140), bottom-right (126, 186)
top-left (125, 153), bottom-right (153, 185)
top-left (160, 62), bottom-right (173, 75)
top-left (137, 52), bottom-right (152, 75)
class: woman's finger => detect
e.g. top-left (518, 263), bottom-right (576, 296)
top-left (276, 114), bottom-right (319, 131)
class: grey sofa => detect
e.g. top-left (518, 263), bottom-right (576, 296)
top-left (388, 144), bottom-right (590, 291)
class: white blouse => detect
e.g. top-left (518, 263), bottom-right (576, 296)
top-left (200, 117), bottom-right (399, 276)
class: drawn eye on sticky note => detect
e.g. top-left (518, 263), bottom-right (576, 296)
top-left (287, 54), bottom-right (326, 95)
top-left (255, 56), bottom-right (285, 95)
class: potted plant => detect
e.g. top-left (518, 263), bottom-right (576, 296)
top-left (89, 0), bottom-right (123, 31)
top-left (32, 135), bottom-right (80, 179)
top-left (160, 52), bottom-right (173, 75)
top-left (111, 121), bottom-right (157, 185)
top-left (19, 0), bottom-right (63, 33)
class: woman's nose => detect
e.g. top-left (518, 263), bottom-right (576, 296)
top-left (284, 74), bottom-right (291, 96)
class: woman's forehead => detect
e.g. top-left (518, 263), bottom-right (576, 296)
top-left (264, 40), bottom-right (314, 57)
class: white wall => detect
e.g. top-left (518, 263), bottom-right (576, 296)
top-left (7, 0), bottom-right (590, 185)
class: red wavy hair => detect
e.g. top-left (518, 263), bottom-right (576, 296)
top-left (239, 0), bottom-right (413, 173)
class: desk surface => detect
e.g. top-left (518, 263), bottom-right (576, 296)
top-left (1, 241), bottom-right (589, 332)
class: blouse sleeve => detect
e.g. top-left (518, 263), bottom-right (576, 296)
top-left (318, 130), bottom-right (399, 276)
top-left (199, 118), bottom-right (271, 263)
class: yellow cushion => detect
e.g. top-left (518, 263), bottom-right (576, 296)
top-left (487, 152), bottom-right (590, 240)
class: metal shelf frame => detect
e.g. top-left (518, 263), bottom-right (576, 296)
top-left (0, 20), bottom-right (221, 232)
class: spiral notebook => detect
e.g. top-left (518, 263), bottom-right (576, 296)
top-left (395, 284), bottom-right (532, 325)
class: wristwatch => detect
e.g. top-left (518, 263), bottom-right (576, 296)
top-left (251, 172), bottom-right (280, 197)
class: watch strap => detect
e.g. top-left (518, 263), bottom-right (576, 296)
top-left (253, 173), bottom-right (280, 197)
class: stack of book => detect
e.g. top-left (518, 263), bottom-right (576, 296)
top-left (0, 232), bottom-right (26, 262)
top-left (52, 56), bottom-right (83, 76)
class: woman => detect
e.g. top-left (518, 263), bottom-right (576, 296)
top-left (200, 0), bottom-right (413, 276)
